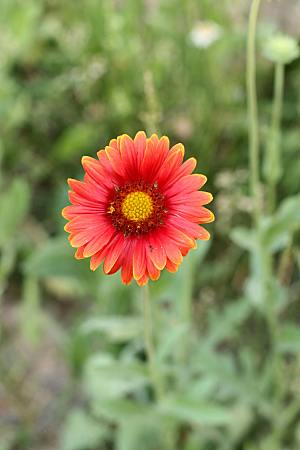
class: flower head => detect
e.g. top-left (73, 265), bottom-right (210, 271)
top-left (189, 21), bottom-right (222, 49)
top-left (263, 33), bottom-right (299, 65)
top-left (62, 132), bottom-right (214, 285)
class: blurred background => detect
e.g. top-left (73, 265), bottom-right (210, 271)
top-left (1, 0), bottom-right (300, 449)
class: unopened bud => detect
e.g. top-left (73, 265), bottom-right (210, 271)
top-left (263, 33), bottom-right (299, 65)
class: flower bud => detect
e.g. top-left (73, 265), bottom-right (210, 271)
top-left (263, 33), bottom-right (299, 65)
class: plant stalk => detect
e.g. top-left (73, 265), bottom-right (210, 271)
top-left (247, 0), bottom-right (262, 224)
top-left (142, 284), bottom-right (164, 401)
top-left (267, 62), bottom-right (284, 213)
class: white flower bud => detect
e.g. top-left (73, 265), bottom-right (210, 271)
top-left (263, 34), bottom-right (299, 65)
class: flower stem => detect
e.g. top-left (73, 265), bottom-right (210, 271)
top-left (179, 255), bottom-right (192, 364)
top-left (143, 70), bottom-right (161, 136)
top-left (267, 62), bottom-right (284, 213)
top-left (247, 0), bottom-right (262, 224)
top-left (246, 2), bottom-right (286, 441)
top-left (142, 284), bottom-right (164, 401)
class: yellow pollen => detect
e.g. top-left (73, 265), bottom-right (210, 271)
top-left (121, 191), bottom-right (153, 222)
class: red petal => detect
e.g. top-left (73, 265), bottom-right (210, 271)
top-left (62, 204), bottom-right (104, 219)
top-left (75, 246), bottom-right (86, 259)
top-left (119, 134), bottom-right (138, 179)
top-left (121, 240), bottom-right (134, 284)
top-left (148, 235), bottom-right (167, 270)
top-left (105, 145), bottom-right (126, 179)
top-left (166, 174), bottom-right (208, 197)
top-left (83, 226), bottom-right (115, 257)
top-left (136, 273), bottom-right (149, 286)
top-left (164, 225), bottom-right (195, 249)
top-left (96, 150), bottom-right (123, 185)
top-left (156, 144), bottom-right (185, 187)
top-left (64, 215), bottom-right (106, 233)
top-left (109, 138), bottom-right (118, 150)
top-left (163, 240), bottom-right (183, 265)
top-left (81, 156), bottom-right (113, 191)
top-left (165, 259), bottom-right (179, 273)
top-left (168, 216), bottom-right (210, 241)
top-left (146, 257), bottom-right (161, 281)
top-left (133, 239), bottom-right (147, 280)
top-left (103, 234), bottom-right (126, 274)
top-left (68, 178), bottom-right (107, 203)
top-left (106, 256), bottom-right (123, 275)
top-left (69, 230), bottom-right (94, 247)
top-left (161, 157), bottom-right (197, 190)
top-left (90, 247), bottom-right (106, 271)
top-left (169, 206), bottom-right (214, 224)
top-left (141, 137), bottom-right (169, 183)
top-left (134, 131), bottom-right (147, 170)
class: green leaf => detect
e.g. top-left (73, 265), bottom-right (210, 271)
top-left (0, 0), bottom-right (41, 56)
top-left (157, 323), bottom-right (188, 362)
top-left (278, 324), bottom-right (300, 354)
top-left (230, 227), bottom-right (254, 251)
top-left (52, 124), bottom-right (99, 162)
top-left (207, 298), bottom-right (252, 344)
top-left (81, 316), bottom-right (142, 343)
top-left (84, 353), bottom-right (149, 401)
top-left (60, 408), bottom-right (107, 450)
top-left (24, 237), bottom-right (95, 297)
top-left (117, 415), bottom-right (171, 450)
top-left (262, 195), bottom-right (300, 251)
top-left (231, 196), bottom-right (300, 254)
top-left (160, 396), bottom-right (233, 426)
top-left (296, 250), bottom-right (300, 272)
top-left (92, 398), bottom-right (153, 422)
top-left (189, 239), bottom-right (211, 266)
top-left (0, 178), bottom-right (30, 246)
top-left (24, 237), bottom-right (91, 280)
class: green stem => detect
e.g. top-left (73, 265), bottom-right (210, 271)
top-left (181, 257), bottom-right (192, 325)
top-left (0, 243), bottom-right (16, 300)
top-left (143, 70), bottom-right (160, 135)
top-left (263, 62), bottom-right (286, 437)
top-left (263, 66), bottom-right (285, 410)
top-left (246, 3), bottom-right (286, 445)
top-left (142, 290), bottom-right (174, 450)
top-left (21, 275), bottom-right (41, 343)
top-left (277, 237), bottom-right (293, 284)
top-left (247, 0), bottom-right (262, 225)
top-left (267, 62), bottom-right (284, 213)
top-left (178, 256), bottom-right (193, 366)
top-left (142, 284), bottom-right (164, 401)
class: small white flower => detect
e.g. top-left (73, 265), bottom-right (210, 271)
top-left (189, 21), bottom-right (222, 49)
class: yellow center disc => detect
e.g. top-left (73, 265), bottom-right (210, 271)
top-left (122, 191), bottom-right (153, 222)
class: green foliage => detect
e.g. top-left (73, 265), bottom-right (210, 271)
top-left (116, 415), bottom-right (168, 450)
top-left (52, 124), bottom-right (100, 162)
top-left (60, 408), bottom-right (108, 450)
top-left (0, 179), bottom-right (30, 247)
top-left (81, 316), bottom-right (142, 343)
top-left (84, 353), bottom-right (149, 401)
top-left (159, 397), bottom-right (233, 426)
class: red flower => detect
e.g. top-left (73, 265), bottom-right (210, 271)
top-left (62, 132), bottom-right (214, 285)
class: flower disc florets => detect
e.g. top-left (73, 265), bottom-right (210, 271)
top-left (108, 181), bottom-right (167, 236)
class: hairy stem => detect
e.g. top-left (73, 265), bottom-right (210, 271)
top-left (267, 62), bottom-right (284, 213)
top-left (142, 284), bottom-right (164, 401)
top-left (247, 0), bottom-right (262, 224)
